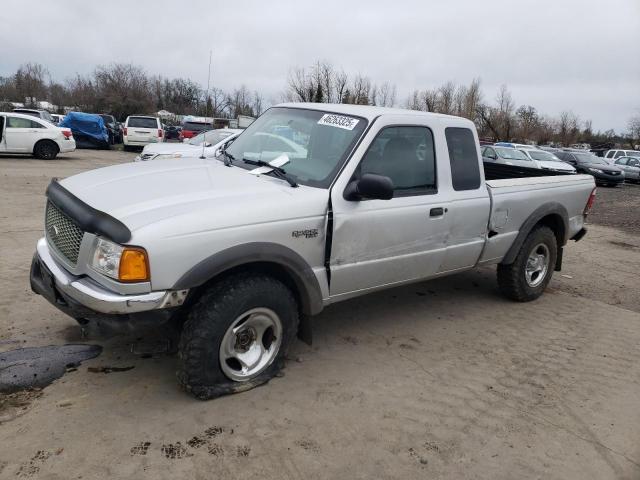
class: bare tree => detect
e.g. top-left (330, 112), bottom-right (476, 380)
top-left (14, 63), bottom-right (49, 105)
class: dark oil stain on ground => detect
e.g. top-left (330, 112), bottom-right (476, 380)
top-left (0, 344), bottom-right (102, 393)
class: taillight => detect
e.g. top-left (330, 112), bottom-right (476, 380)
top-left (62, 130), bottom-right (72, 139)
top-left (584, 187), bottom-right (596, 215)
top-left (123, 127), bottom-right (128, 136)
top-left (158, 129), bottom-right (163, 138)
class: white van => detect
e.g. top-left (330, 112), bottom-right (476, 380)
top-left (123, 115), bottom-right (163, 150)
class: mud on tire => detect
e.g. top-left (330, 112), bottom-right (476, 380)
top-left (177, 272), bottom-right (299, 400)
top-left (497, 225), bottom-right (557, 302)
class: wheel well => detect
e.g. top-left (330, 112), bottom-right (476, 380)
top-left (34, 139), bottom-right (59, 153)
top-left (536, 213), bottom-right (566, 247)
top-left (192, 261), bottom-right (308, 316)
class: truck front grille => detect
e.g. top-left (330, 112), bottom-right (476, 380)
top-left (45, 201), bottom-right (85, 265)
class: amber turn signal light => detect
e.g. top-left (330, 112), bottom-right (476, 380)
top-left (118, 247), bottom-right (150, 282)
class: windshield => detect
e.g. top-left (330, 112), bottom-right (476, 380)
top-left (128, 117), bottom-right (158, 128)
top-left (528, 150), bottom-right (561, 162)
top-left (224, 107), bottom-right (367, 188)
top-left (495, 147), bottom-right (529, 160)
top-left (575, 153), bottom-right (606, 164)
top-left (189, 129), bottom-right (235, 146)
top-left (183, 121), bottom-right (211, 132)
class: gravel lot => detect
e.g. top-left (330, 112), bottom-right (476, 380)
top-left (1, 150), bottom-right (639, 479)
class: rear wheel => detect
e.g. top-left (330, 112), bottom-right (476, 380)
top-left (177, 272), bottom-right (299, 400)
top-left (497, 226), bottom-right (557, 302)
top-left (33, 140), bottom-right (59, 160)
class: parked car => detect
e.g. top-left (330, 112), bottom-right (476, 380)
top-left (604, 149), bottom-right (640, 161)
top-left (482, 145), bottom-right (540, 168)
top-left (613, 156), bottom-right (640, 183)
top-left (123, 115), bottom-right (163, 150)
top-left (135, 128), bottom-right (241, 161)
top-left (30, 103), bottom-right (596, 399)
top-left (0, 111), bottom-right (75, 159)
top-left (50, 114), bottom-right (66, 125)
top-left (518, 149), bottom-right (576, 173)
top-left (164, 125), bottom-right (182, 140)
top-left (59, 112), bottom-right (110, 149)
top-left (13, 108), bottom-right (54, 124)
top-left (99, 114), bottom-right (123, 144)
top-left (181, 119), bottom-right (213, 140)
top-left (555, 151), bottom-right (624, 186)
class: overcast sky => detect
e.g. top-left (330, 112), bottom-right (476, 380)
top-left (1, 0), bottom-right (638, 131)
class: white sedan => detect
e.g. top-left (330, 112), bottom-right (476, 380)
top-left (0, 112), bottom-right (76, 159)
top-left (518, 148), bottom-right (577, 173)
top-left (135, 129), bottom-right (242, 162)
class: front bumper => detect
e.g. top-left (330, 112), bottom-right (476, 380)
top-left (30, 238), bottom-right (187, 318)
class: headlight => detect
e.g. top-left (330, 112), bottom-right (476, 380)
top-left (90, 238), bottom-right (150, 282)
top-left (153, 153), bottom-right (183, 160)
top-left (589, 168), bottom-right (603, 174)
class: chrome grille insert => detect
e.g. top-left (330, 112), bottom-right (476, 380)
top-left (45, 201), bottom-right (84, 265)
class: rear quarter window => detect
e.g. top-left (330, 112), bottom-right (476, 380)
top-left (445, 127), bottom-right (481, 191)
top-left (128, 117), bottom-right (158, 128)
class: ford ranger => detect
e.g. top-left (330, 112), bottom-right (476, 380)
top-left (30, 103), bottom-right (596, 399)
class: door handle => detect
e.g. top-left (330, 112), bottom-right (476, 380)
top-left (430, 207), bottom-right (446, 217)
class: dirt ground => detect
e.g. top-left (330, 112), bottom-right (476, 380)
top-left (1, 150), bottom-right (639, 479)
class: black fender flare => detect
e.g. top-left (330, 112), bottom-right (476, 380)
top-left (173, 242), bottom-right (324, 316)
top-left (501, 202), bottom-right (569, 265)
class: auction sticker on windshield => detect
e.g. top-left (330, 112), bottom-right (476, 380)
top-left (317, 113), bottom-right (359, 130)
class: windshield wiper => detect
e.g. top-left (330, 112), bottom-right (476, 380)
top-left (243, 158), bottom-right (298, 187)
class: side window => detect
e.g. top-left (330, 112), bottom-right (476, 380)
top-left (30, 119), bottom-right (45, 128)
top-left (360, 126), bottom-right (436, 195)
top-left (605, 151), bottom-right (614, 158)
top-left (7, 117), bottom-right (33, 128)
top-left (614, 151), bottom-right (624, 158)
top-left (445, 127), bottom-right (481, 191)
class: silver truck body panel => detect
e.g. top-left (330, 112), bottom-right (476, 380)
top-left (34, 103), bottom-right (596, 317)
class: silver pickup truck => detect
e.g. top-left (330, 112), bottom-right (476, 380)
top-left (30, 104), bottom-right (596, 399)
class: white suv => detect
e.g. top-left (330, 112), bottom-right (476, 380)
top-left (604, 149), bottom-right (640, 161)
top-left (0, 112), bottom-right (76, 159)
top-left (123, 115), bottom-right (163, 150)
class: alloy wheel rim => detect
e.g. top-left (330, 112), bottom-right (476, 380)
top-left (525, 243), bottom-right (550, 288)
top-left (219, 307), bottom-right (283, 382)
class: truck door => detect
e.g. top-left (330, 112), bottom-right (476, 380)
top-left (328, 115), bottom-right (449, 298)
top-left (437, 126), bottom-right (491, 272)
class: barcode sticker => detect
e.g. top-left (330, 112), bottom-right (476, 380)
top-left (317, 114), bottom-right (359, 130)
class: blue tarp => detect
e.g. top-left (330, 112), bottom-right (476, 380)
top-left (59, 112), bottom-right (109, 146)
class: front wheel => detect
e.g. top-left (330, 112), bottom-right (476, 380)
top-left (497, 226), bottom-right (557, 302)
top-left (177, 272), bottom-right (299, 400)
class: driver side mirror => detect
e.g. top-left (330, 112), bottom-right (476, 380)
top-left (344, 173), bottom-right (394, 201)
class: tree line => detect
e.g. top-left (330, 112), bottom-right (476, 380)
top-left (0, 62), bottom-right (264, 122)
top-left (1, 60), bottom-right (638, 147)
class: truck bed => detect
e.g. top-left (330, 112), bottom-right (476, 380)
top-left (479, 171), bottom-right (595, 265)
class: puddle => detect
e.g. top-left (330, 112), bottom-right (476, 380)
top-left (0, 344), bottom-right (102, 393)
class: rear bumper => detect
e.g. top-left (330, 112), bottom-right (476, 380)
top-left (59, 140), bottom-right (76, 152)
top-left (30, 238), bottom-right (187, 319)
top-left (124, 138), bottom-right (162, 146)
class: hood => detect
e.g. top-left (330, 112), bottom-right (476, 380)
top-left (537, 160), bottom-right (575, 172)
top-left (583, 162), bottom-right (623, 173)
top-left (59, 158), bottom-right (329, 240)
top-left (141, 143), bottom-right (200, 156)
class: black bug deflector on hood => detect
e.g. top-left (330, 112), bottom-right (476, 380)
top-left (46, 179), bottom-right (131, 243)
